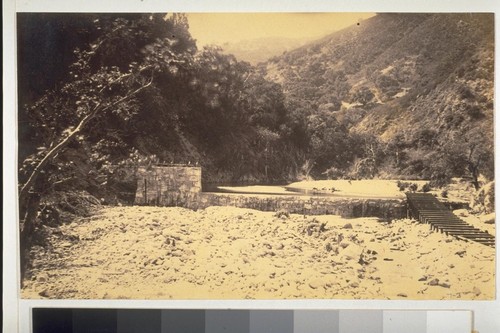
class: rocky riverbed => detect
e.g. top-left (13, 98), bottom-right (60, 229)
top-left (22, 205), bottom-right (495, 300)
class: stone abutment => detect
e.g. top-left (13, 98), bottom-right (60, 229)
top-left (134, 166), bottom-right (406, 220)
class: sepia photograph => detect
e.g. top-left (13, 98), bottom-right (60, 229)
top-left (17, 12), bottom-right (495, 300)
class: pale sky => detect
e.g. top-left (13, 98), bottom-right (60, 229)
top-left (186, 13), bottom-right (376, 46)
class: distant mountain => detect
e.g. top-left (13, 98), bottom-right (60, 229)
top-left (265, 13), bottom-right (493, 134)
top-left (220, 37), bottom-right (310, 64)
top-left (263, 13), bottom-right (494, 183)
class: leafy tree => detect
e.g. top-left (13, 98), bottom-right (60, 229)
top-left (440, 127), bottom-right (494, 189)
top-left (18, 13), bottom-right (195, 283)
top-left (306, 110), bottom-right (354, 176)
top-left (384, 132), bottom-right (410, 168)
top-left (348, 133), bottom-right (385, 179)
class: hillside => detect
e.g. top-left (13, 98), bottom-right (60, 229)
top-left (263, 13), bottom-right (494, 184)
top-left (17, 13), bottom-right (495, 209)
top-left (220, 37), bottom-right (309, 65)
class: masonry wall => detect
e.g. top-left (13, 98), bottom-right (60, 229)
top-left (134, 166), bottom-right (406, 220)
top-left (134, 165), bottom-right (202, 206)
top-left (192, 193), bottom-right (406, 221)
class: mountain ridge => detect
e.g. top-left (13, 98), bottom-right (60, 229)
top-left (220, 36), bottom-right (311, 65)
top-left (262, 13), bottom-right (494, 184)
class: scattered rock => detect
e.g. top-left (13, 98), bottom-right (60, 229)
top-left (274, 209), bottom-right (290, 219)
top-left (36, 273), bottom-right (49, 283)
top-left (259, 251), bottom-right (276, 257)
top-left (38, 289), bottom-right (54, 298)
top-left (303, 219), bottom-right (329, 237)
top-left (329, 246), bottom-right (339, 255)
top-left (340, 242), bottom-right (349, 249)
top-left (353, 235), bottom-right (364, 244)
top-left (454, 209), bottom-right (469, 217)
top-left (349, 282), bottom-right (359, 288)
top-left (21, 205), bottom-right (496, 300)
top-left (325, 243), bottom-right (332, 252)
top-left (151, 257), bottom-right (164, 265)
top-left (480, 213), bottom-right (495, 224)
top-left (358, 254), bottom-right (369, 266)
top-left (308, 279), bottom-right (323, 289)
top-left (428, 278), bottom-right (440, 286)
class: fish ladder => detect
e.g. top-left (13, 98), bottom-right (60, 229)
top-left (406, 193), bottom-right (495, 248)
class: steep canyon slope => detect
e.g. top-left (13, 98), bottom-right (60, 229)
top-left (264, 13), bottom-right (494, 182)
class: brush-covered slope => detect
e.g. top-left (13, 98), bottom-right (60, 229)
top-left (264, 13), bottom-right (494, 183)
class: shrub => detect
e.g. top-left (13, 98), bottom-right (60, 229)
top-left (421, 183), bottom-right (432, 193)
top-left (429, 171), bottom-right (452, 188)
top-left (323, 167), bottom-right (343, 180)
top-left (471, 181), bottom-right (495, 214)
top-left (397, 180), bottom-right (410, 191)
top-left (408, 183), bottom-right (418, 192)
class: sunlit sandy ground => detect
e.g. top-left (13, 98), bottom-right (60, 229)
top-left (216, 179), bottom-right (413, 198)
top-left (22, 203), bottom-right (494, 300)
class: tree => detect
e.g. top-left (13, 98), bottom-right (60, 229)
top-left (348, 133), bottom-right (385, 179)
top-left (441, 128), bottom-right (494, 189)
top-left (306, 110), bottom-right (354, 176)
top-left (18, 14), bottom-right (195, 284)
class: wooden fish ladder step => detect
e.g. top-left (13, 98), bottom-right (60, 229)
top-left (406, 193), bottom-right (495, 248)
